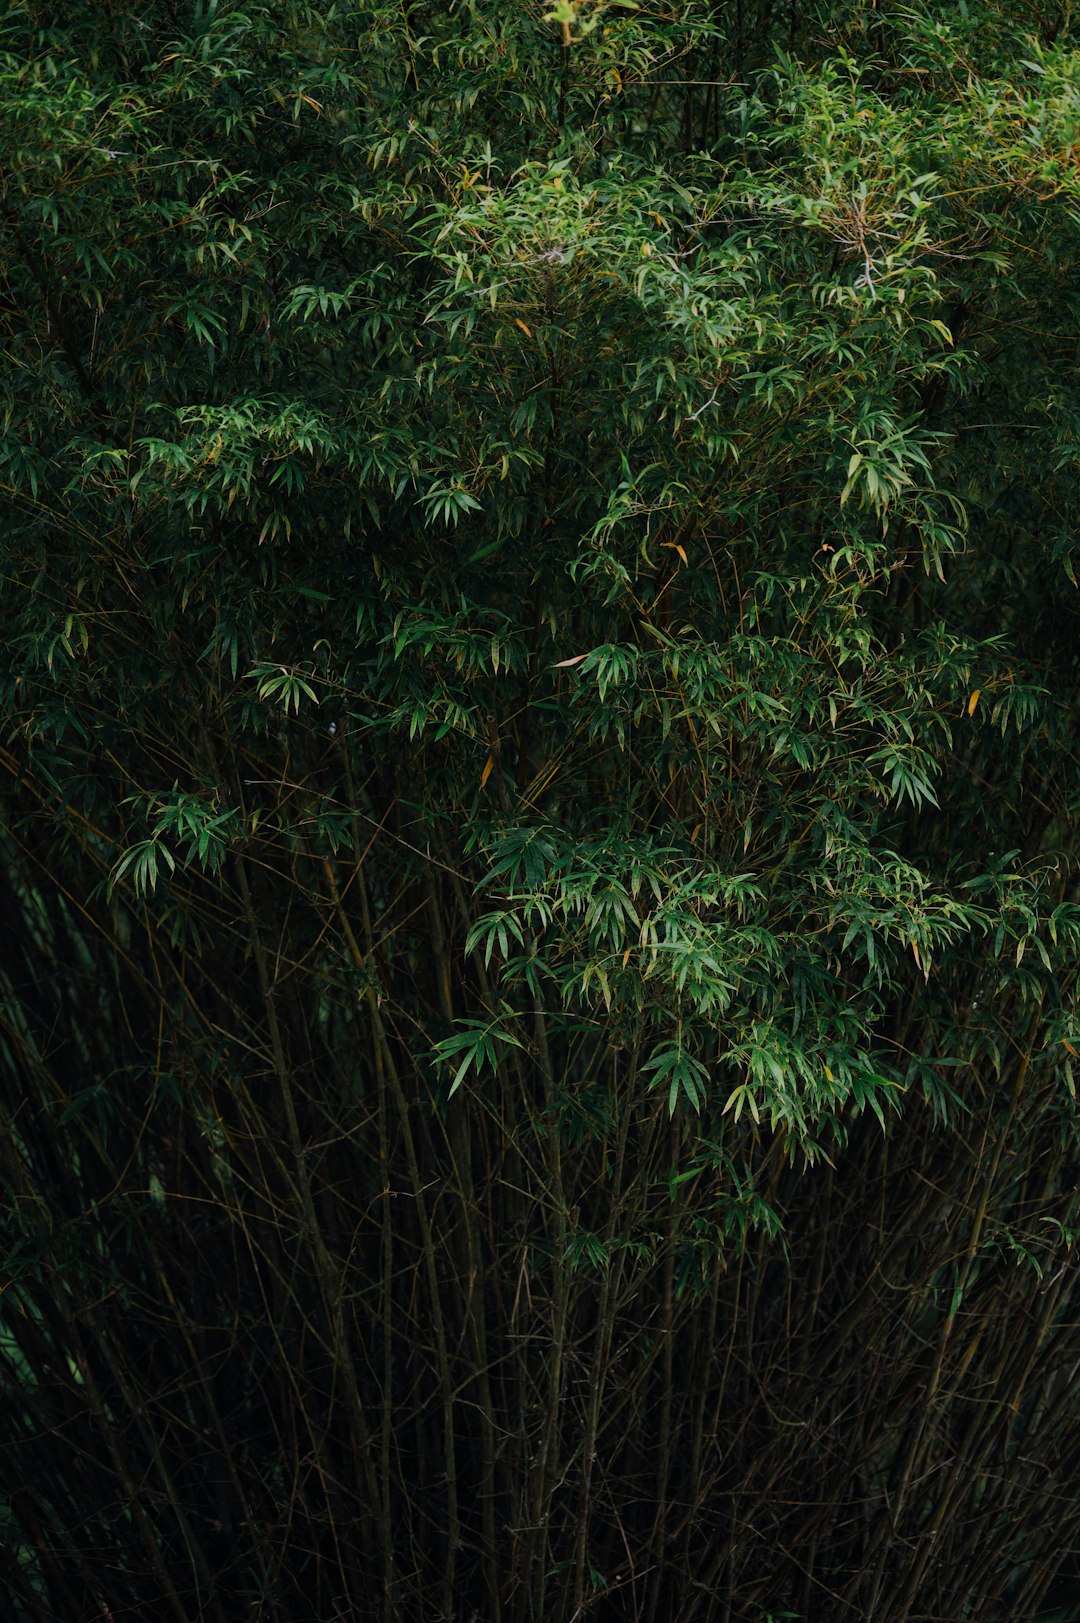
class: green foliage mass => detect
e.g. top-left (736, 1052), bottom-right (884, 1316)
top-left (1, 1), bottom-right (1079, 1619)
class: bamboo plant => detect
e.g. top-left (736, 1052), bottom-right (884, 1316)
top-left (2, 2), bottom-right (1080, 1619)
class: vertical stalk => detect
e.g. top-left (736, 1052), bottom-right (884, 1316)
top-left (524, 996), bottom-right (570, 1623)
top-left (645, 1115), bottom-right (679, 1623)
top-left (233, 855), bottom-right (385, 1596)
top-left (343, 857), bottom-right (462, 1621)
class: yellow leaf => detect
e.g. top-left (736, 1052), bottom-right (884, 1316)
top-left (1063, 1039), bottom-right (1077, 1058)
top-left (480, 754), bottom-right (494, 789)
top-left (967, 688), bottom-right (981, 717)
top-left (622, 947), bottom-right (632, 967)
top-left (824, 1064), bottom-right (834, 1083)
top-left (299, 93), bottom-right (323, 113)
top-left (514, 317), bottom-right (533, 338)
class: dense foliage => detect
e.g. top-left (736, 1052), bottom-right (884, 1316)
top-left (2, 1), bottom-right (1080, 1618)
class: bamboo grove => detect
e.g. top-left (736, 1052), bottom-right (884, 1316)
top-left (2, 2), bottom-right (1080, 1619)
